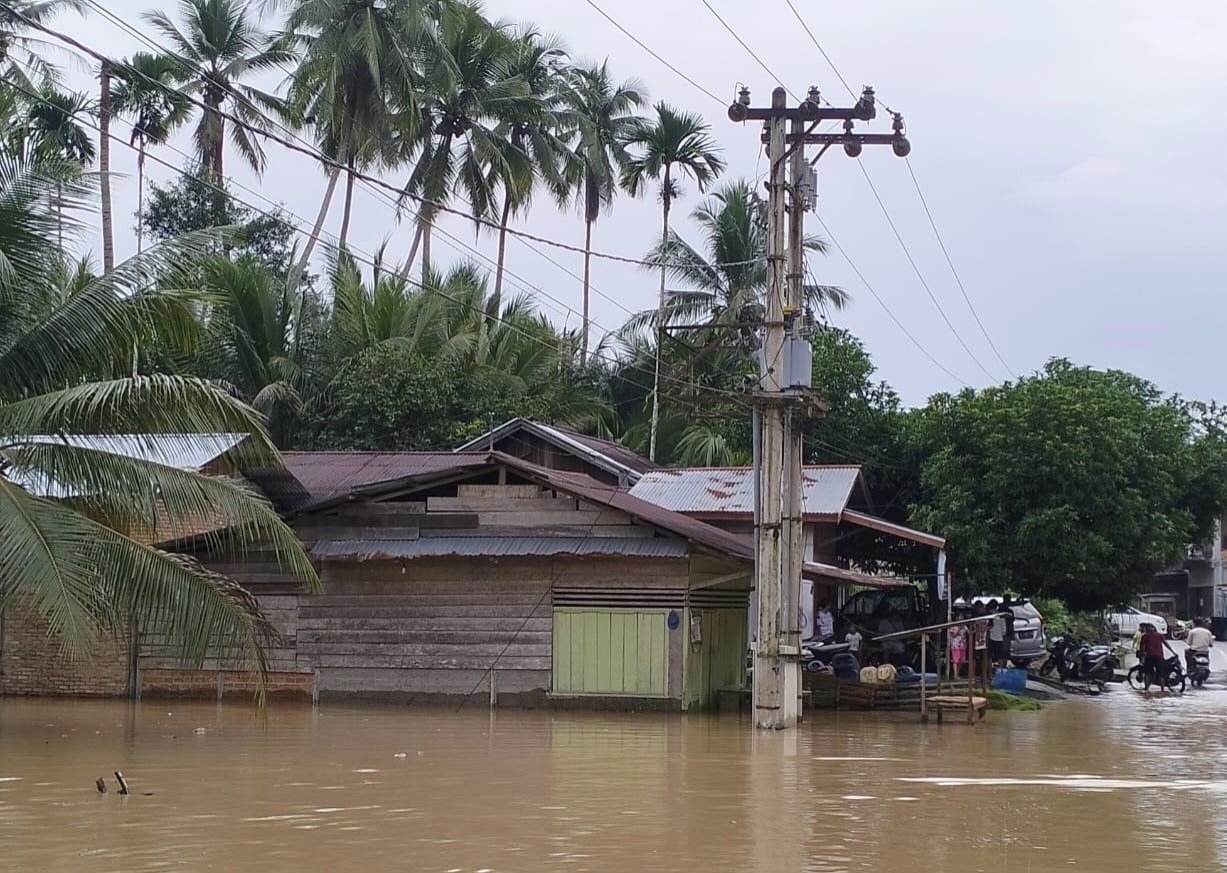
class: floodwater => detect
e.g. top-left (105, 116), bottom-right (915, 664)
top-left (2, 686), bottom-right (1226, 872)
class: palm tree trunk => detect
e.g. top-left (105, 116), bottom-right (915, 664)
top-left (581, 218), bottom-right (593, 364)
top-left (136, 144), bottom-right (145, 254)
top-left (648, 167), bottom-right (672, 464)
top-left (339, 162), bottom-right (356, 249)
top-left (290, 164), bottom-right (341, 290)
top-left (400, 225), bottom-right (422, 277)
top-left (494, 196), bottom-right (511, 308)
top-left (421, 222), bottom-right (432, 282)
top-left (56, 179), bottom-right (63, 251)
top-left (99, 64), bottom-right (114, 273)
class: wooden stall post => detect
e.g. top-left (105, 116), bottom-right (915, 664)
top-left (920, 632), bottom-right (928, 723)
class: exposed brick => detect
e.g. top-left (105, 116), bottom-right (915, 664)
top-left (0, 602), bottom-right (131, 697)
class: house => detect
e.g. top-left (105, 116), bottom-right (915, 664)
top-left (1, 423), bottom-right (934, 708)
top-left (626, 465), bottom-right (946, 634)
top-left (144, 451), bottom-right (894, 709)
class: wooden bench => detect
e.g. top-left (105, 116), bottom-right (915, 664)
top-left (928, 694), bottom-right (988, 724)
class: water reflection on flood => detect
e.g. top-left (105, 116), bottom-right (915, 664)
top-left (2, 687), bottom-right (1225, 872)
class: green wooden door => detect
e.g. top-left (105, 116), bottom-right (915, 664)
top-left (552, 609), bottom-right (668, 696)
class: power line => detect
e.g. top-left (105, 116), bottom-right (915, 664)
top-left (781, 0), bottom-right (857, 100)
top-left (698, 0), bottom-right (798, 101)
top-left (782, 0), bottom-right (1015, 378)
top-left (7, 69), bottom-right (750, 418)
top-left (47, 2), bottom-right (943, 469)
top-left (15, 3), bottom-right (683, 272)
top-left (855, 158), bottom-right (998, 381)
top-left (581, 0), bottom-right (724, 107)
top-left (814, 214), bottom-right (971, 387)
top-left (904, 157), bottom-right (1017, 378)
top-left (73, 0), bottom-right (674, 341)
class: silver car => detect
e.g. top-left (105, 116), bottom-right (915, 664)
top-left (962, 597), bottom-right (1047, 666)
top-left (1006, 601), bottom-right (1047, 666)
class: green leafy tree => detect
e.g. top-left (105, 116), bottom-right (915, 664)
top-left (139, 169), bottom-right (299, 276)
top-left (908, 359), bottom-right (1227, 609)
top-left (0, 154), bottom-right (318, 685)
top-left (620, 101), bottom-right (724, 462)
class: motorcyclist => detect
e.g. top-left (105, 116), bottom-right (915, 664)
top-left (1185, 617), bottom-right (1214, 674)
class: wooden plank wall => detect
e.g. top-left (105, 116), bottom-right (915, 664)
top-left (151, 483), bottom-right (701, 701)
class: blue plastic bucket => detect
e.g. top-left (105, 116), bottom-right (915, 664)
top-left (992, 667), bottom-right (1027, 695)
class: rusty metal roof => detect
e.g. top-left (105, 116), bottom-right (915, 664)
top-left (277, 451), bottom-right (486, 505)
top-left (626, 466), bottom-right (863, 519)
top-left (311, 536), bottom-right (689, 560)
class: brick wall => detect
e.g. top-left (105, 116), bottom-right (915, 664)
top-left (0, 602), bottom-right (131, 697)
top-left (140, 668), bottom-right (314, 701)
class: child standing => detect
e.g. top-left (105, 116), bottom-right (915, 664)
top-left (949, 623), bottom-right (968, 678)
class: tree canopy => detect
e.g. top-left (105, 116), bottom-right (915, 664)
top-left (908, 359), bottom-right (1227, 609)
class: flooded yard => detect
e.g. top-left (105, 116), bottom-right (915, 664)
top-left (2, 688), bottom-right (1225, 871)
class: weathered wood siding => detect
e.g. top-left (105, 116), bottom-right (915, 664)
top-left (138, 482), bottom-right (716, 705)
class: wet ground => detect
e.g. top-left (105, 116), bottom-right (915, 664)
top-left (2, 679), bottom-right (1225, 872)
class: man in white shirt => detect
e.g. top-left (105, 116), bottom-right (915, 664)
top-left (1185, 618), bottom-right (1214, 673)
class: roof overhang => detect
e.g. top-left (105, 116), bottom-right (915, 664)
top-left (841, 510), bottom-right (946, 549)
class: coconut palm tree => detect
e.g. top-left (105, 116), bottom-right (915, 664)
top-left (0, 0), bottom-right (84, 88)
top-left (628, 178), bottom-right (848, 337)
top-left (620, 102), bottom-right (724, 462)
top-left (194, 254), bottom-right (306, 445)
top-left (483, 27), bottom-right (571, 305)
top-left (284, 0), bottom-right (431, 280)
top-left (108, 52), bottom-right (191, 253)
top-left (0, 154), bottom-right (318, 687)
top-left (21, 84), bottom-right (94, 248)
top-left (559, 61), bottom-right (644, 362)
top-left (327, 245), bottom-right (423, 362)
top-left (144, 0), bottom-right (294, 182)
top-left (398, 2), bottom-right (528, 278)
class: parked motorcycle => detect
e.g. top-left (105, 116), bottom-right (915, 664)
top-left (1039, 636), bottom-right (1079, 680)
top-left (1039, 636), bottom-right (1118, 689)
top-left (802, 641), bottom-right (852, 673)
top-left (1071, 643), bottom-right (1119, 688)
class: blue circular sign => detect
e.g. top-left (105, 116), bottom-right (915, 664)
top-left (667, 610), bottom-right (680, 630)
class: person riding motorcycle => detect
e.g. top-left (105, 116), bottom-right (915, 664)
top-left (1185, 617), bottom-right (1214, 674)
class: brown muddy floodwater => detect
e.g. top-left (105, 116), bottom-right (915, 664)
top-left (2, 689), bottom-right (1225, 872)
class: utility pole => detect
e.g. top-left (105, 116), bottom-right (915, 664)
top-left (729, 83), bottom-right (910, 730)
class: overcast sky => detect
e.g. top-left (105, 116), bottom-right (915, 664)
top-left (48, 0), bottom-right (1227, 407)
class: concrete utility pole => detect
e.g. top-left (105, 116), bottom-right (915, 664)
top-left (729, 83), bottom-right (910, 730)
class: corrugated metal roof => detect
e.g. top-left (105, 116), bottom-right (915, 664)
top-left (279, 451), bottom-right (486, 504)
top-left (454, 418), bottom-right (655, 480)
top-left (627, 466), bottom-right (862, 518)
top-left (8, 433), bottom-right (246, 497)
top-left (312, 536), bottom-right (689, 560)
